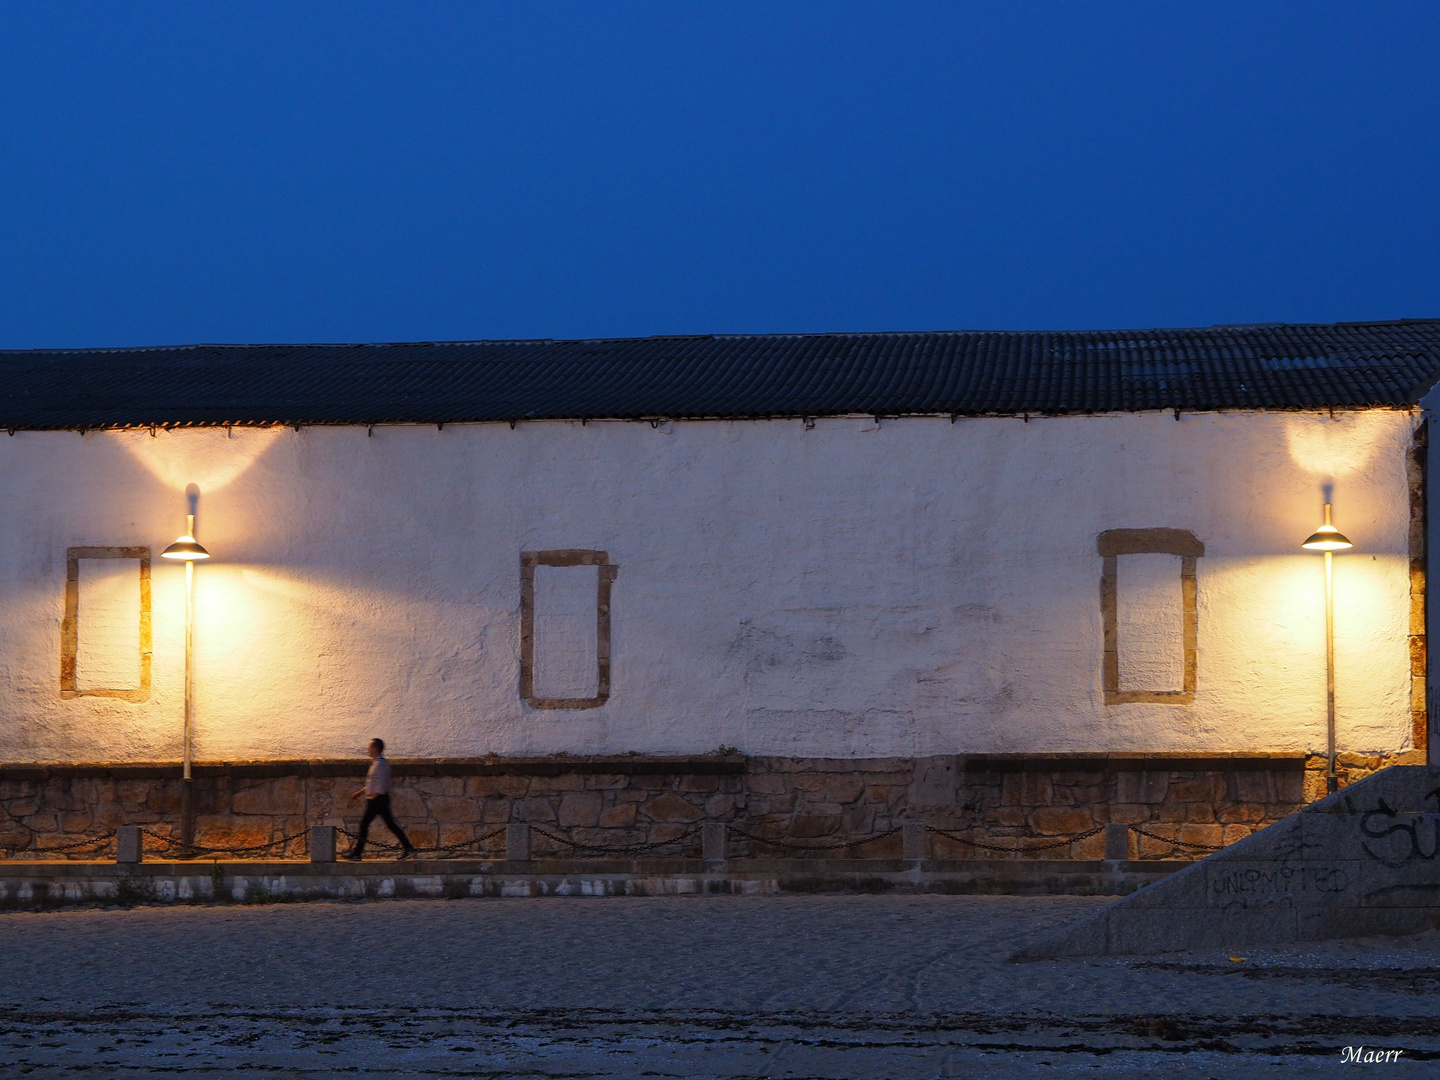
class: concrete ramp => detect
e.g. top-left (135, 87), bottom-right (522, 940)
top-left (1016, 765), bottom-right (1440, 958)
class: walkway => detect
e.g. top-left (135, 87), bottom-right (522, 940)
top-left (0, 894), bottom-right (1435, 1076)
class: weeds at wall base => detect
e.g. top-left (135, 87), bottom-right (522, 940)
top-left (112, 874), bottom-right (158, 908)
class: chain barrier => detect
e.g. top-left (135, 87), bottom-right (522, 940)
top-left (922, 823), bottom-right (1105, 853)
top-left (139, 827), bottom-right (311, 859)
top-left (725, 824), bottom-right (904, 853)
top-left (34, 833), bottom-right (114, 851)
top-left (528, 824), bottom-right (703, 856)
top-left (2, 820), bottom-right (1231, 862)
top-left (1, 834), bottom-right (114, 858)
top-left (1127, 823), bottom-right (1228, 851)
top-left (336, 826), bottom-right (507, 859)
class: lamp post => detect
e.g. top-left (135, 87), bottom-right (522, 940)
top-left (1302, 503), bottom-right (1352, 793)
top-left (161, 515), bottom-right (210, 852)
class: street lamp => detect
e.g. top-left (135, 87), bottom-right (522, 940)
top-left (161, 515), bottom-right (209, 851)
top-left (1302, 503), bottom-right (1352, 793)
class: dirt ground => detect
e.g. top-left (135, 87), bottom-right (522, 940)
top-left (0, 893), bottom-right (1435, 1077)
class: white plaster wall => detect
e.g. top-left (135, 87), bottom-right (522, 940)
top-left (1420, 390), bottom-right (1440, 766)
top-left (0, 408), bottom-right (1419, 762)
top-left (74, 557), bottom-right (143, 692)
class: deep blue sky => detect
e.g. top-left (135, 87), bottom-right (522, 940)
top-left (1, 2), bottom-right (1437, 348)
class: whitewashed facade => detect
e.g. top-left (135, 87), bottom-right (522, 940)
top-left (0, 405), bottom-right (1425, 764)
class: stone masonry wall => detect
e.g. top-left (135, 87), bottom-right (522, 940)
top-left (0, 752), bottom-right (1423, 861)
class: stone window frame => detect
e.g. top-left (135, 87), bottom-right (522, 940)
top-left (61, 546), bottom-right (152, 702)
top-left (1098, 528), bottom-right (1203, 706)
top-left (519, 550), bottom-right (618, 710)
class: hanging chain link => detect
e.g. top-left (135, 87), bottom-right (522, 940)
top-left (528, 824), bottom-right (703, 856)
top-left (725, 824), bottom-right (904, 853)
top-left (1, 833), bottom-right (115, 858)
top-left (1127, 823), bottom-right (1228, 851)
top-left (921, 823), bottom-right (1106, 853)
top-left (336, 825), bottom-right (507, 859)
top-left (139, 827), bottom-right (311, 859)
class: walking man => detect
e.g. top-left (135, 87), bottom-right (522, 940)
top-left (345, 738), bottom-right (415, 860)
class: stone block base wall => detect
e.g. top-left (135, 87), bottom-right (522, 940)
top-left (0, 751), bottom-right (1425, 861)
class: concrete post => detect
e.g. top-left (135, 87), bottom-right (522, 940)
top-left (902, 822), bottom-right (926, 862)
top-left (702, 822), bottom-right (726, 867)
top-left (309, 825), bottom-right (336, 863)
top-left (1104, 823), bottom-right (1130, 862)
top-left (506, 822), bottom-right (531, 862)
top-left (116, 825), bottom-right (142, 864)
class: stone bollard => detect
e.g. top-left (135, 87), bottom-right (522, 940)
top-left (506, 822), bottom-right (531, 862)
top-left (116, 825), bottom-right (142, 864)
top-left (902, 822), bottom-right (926, 863)
top-left (310, 825), bottom-right (337, 863)
top-left (702, 822), bottom-right (726, 868)
top-left (1104, 823), bottom-right (1130, 862)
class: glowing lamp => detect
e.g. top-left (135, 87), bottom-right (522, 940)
top-left (1301, 505), bottom-right (1353, 552)
top-left (162, 516), bottom-right (210, 560)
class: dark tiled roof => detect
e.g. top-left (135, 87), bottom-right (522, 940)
top-left (3, 320), bottom-right (1439, 430)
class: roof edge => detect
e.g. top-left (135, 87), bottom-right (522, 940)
top-left (5, 317), bottom-right (1440, 356)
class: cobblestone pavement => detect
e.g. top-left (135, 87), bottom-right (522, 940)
top-left (0, 894), bottom-right (1436, 1077)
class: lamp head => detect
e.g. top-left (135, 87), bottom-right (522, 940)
top-left (1302, 503), bottom-right (1352, 552)
top-left (161, 514), bottom-right (211, 560)
top-left (161, 537), bottom-right (210, 560)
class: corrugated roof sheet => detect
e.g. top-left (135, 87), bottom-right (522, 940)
top-left (2, 320), bottom-right (1439, 430)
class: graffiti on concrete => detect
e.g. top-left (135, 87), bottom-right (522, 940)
top-left (1210, 863), bottom-right (1350, 909)
top-left (1359, 790), bottom-right (1440, 868)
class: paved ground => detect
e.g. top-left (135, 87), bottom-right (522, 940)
top-left (0, 893), bottom-right (1435, 1077)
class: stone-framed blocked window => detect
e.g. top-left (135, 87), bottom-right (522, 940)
top-left (1098, 529), bottom-right (1203, 705)
top-left (519, 550), bottom-right (618, 710)
top-left (61, 546), bottom-right (152, 702)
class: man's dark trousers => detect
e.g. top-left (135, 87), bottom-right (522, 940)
top-left (353, 794), bottom-right (412, 855)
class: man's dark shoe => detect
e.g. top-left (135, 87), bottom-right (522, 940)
top-left (397, 848), bottom-right (415, 861)
top-left (342, 851), bottom-right (362, 861)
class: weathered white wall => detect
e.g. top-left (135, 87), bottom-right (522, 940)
top-left (0, 408), bottom-right (1419, 762)
top-left (1115, 552), bottom-right (1186, 692)
top-left (74, 557), bottom-right (143, 692)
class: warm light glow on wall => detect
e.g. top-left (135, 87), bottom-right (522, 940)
top-left (1284, 411), bottom-right (1396, 479)
top-left (1196, 552), bottom-right (1408, 752)
top-left (175, 565), bottom-right (513, 760)
top-left (118, 427), bottom-right (284, 493)
top-left (190, 567), bottom-right (265, 650)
